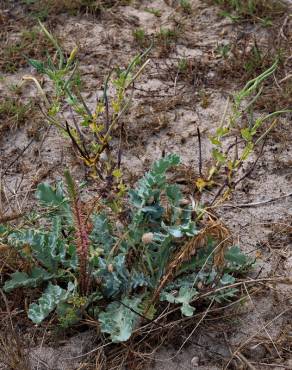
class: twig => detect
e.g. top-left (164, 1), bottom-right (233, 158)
top-left (233, 137), bottom-right (266, 187)
top-left (279, 15), bottom-right (289, 40)
top-left (224, 308), bottom-right (291, 369)
top-left (0, 289), bottom-right (14, 330)
top-left (173, 70), bottom-right (179, 96)
top-left (103, 71), bottom-right (112, 133)
top-left (236, 352), bottom-right (257, 370)
top-left (3, 138), bottom-right (34, 176)
top-left (209, 180), bottom-right (228, 206)
top-left (279, 74), bottom-right (292, 84)
top-left (69, 105), bottom-right (90, 157)
top-left (64, 342), bottom-right (112, 361)
top-left (75, 88), bottom-right (93, 119)
top-left (249, 362), bottom-right (288, 368)
top-left (173, 297), bottom-right (214, 357)
top-left (222, 191), bottom-right (292, 209)
top-left (243, 283), bottom-right (281, 359)
top-left (197, 127), bottom-right (203, 177)
top-left (65, 121), bottom-right (90, 160)
top-left (210, 137), bottom-right (266, 206)
top-left (117, 118), bottom-right (125, 169)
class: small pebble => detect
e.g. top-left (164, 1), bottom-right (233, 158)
top-left (191, 356), bottom-right (199, 367)
top-left (286, 359), bottom-right (292, 367)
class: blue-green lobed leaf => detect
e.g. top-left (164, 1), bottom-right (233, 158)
top-left (98, 296), bottom-right (142, 342)
top-left (90, 213), bottom-right (115, 254)
top-left (4, 267), bottom-right (54, 293)
top-left (160, 286), bottom-right (197, 317)
top-left (28, 282), bottom-right (75, 324)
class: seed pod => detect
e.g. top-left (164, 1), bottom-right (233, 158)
top-left (107, 264), bottom-right (114, 273)
top-left (179, 198), bottom-right (189, 206)
top-left (142, 232), bottom-right (154, 244)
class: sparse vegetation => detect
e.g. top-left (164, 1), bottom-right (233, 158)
top-left (210, 0), bottom-right (287, 22)
top-left (21, 0), bottom-right (117, 17)
top-left (144, 7), bottom-right (162, 17)
top-left (25, 22), bottom-right (150, 191)
top-left (0, 98), bottom-right (33, 128)
top-left (133, 28), bottom-right (147, 47)
top-left (177, 57), bottom-right (188, 73)
top-left (0, 27), bottom-right (53, 73)
top-left (1, 0), bottom-right (291, 368)
top-left (205, 61), bottom-right (291, 198)
top-left (179, 0), bottom-right (192, 14)
top-left (216, 43), bottom-right (231, 59)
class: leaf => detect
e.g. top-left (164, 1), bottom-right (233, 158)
top-left (178, 242), bottom-right (215, 275)
top-left (139, 296), bottom-right (156, 320)
top-left (112, 168), bottom-right (122, 178)
top-left (4, 267), bottom-right (54, 293)
top-left (180, 221), bottom-right (198, 237)
top-left (151, 154), bottom-right (180, 175)
top-left (57, 302), bottom-right (80, 328)
top-left (162, 220), bottom-right (198, 238)
top-left (28, 58), bottom-right (46, 73)
top-left (8, 217), bottom-right (69, 273)
top-left (195, 178), bottom-right (214, 192)
top-left (160, 286), bottom-right (197, 317)
top-left (215, 126), bottom-right (229, 137)
top-left (36, 182), bottom-right (72, 222)
top-left (141, 204), bottom-right (164, 220)
top-left (64, 170), bottom-right (77, 201)
top-left (98, 296), bottom-right (142, 342)
top-left (129, 154), bottom-right (180, 210)
top-left (95, 254), bottom-right (129, 297)
top-left (36, 182), bottom-right (66, 206)
top-left (212, 149), bottom-right (226, 164)
top-left (209, 136), bottom-right (222, 146)
top-left (130, 270), bottom-right (149, 289)
top-left (213, 287), bottom-right (238, 303)
top-left (165, 184), bottom-right (182, 206)
top-left (0, 225), bottom-right (8, 237)
top-left (241, 142), bottom-right (254, 161)
top-left (241, 127), bottom-right (252, 141)
top-left (90, 213), bottom-right (115, 254)
top-left (225, 246), bottom-right (254, 270)
top-left (164, 225), bottom-right (183, 238)
top-left (220, 273), bottom-right (236, 285)
top-left (28, 282), bottom-right (74, 324)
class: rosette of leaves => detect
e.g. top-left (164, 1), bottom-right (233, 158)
top-left (1, 154), bottom-right (253, 342)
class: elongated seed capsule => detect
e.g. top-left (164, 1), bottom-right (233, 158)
top-left (107, 264), bottom-right (114, 273)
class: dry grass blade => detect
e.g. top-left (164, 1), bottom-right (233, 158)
top-left (224, 307), bottom-right (291, 369)
top-left (146, 218), bottom-right (230, 312)
top-left (0, 289), bottom-right (30, 370)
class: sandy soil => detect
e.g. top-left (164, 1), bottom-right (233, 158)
top-left (0, 0), bottom-right (292, 369)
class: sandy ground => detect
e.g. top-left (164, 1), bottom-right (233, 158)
top-left (0, 0), bottom-right (292, 369)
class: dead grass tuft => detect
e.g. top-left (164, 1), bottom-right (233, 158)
top-left (0, 290), bottom-right (30, 370)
